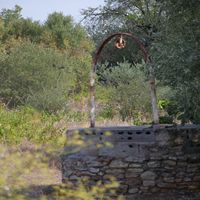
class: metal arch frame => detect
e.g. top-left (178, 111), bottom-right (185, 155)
top-left (90, 32), bottom-right (159, 128)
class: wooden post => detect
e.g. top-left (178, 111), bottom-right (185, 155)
top-left (149, 63), bottom-right (159, 124)
top-left (90, 71), bottom-right (96, 127)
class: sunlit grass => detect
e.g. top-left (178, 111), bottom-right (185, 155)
top-left (0, 104), bottom-right (123, 199)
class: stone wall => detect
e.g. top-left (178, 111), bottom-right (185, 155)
top-left (61, 125), bottom-right (200, 198)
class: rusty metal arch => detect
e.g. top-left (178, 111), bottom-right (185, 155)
top-left (90, 32), bottom-right (159, 127)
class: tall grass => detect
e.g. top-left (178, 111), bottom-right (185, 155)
top-left (0, 104), bottom-right (63, 144)
top-left (0, 104), bottom-right (123, 199)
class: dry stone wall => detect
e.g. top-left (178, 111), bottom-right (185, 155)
top-left (61, 125), bottom-right (200, 198)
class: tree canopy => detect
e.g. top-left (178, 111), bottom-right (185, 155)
top-left (82, 0), bottom-right (200, 123)
top-left (0, 2), bottom-right (200, 123)
top-left (0, 6), bottom-right (94, 112)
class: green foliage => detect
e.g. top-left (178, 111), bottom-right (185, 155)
top-left (152, 0), bottom-right (200, 123)
top-left (97, 62), bottom-right (151, 123)
top-left (0, 143), bottom-right (123, 199)
top-left (172, 83), bottom-right (200, 124)
top-left (82, 0), bottom-right (163, 65)
top-left (0, 5), bottom-right (22, 26)
top-left (0, 144), bottom-right (51, 199)
top-left (52, 178), bottom-right (124, 200)
top-left (0, 106), bottom-right (122, 199)
top-left (45, 12), bottom-right (74, 49)
top-left (83, 0), bottom-right (200, 124)
top-left (98, 105), bottom-right (115, 120)
top-left (0, 5), bottom-right (42, 43)
top-left (43, 12), bottom-right (94, 54)
top-left (0, 7), bottom-right (93, 112)
top-left (0, 42), bottom-right (70, 111)
top-left (159, 116), bottom-right (173, 124)
top-left (0, 104), bottom-right (63, 144)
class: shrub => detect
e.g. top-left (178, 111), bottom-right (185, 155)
top-left (0, 104), bottom-right (63, 144)
top-left (97, 62), bottom-right (152, 124)
top-left (0, 41), bottom-right (92, 113)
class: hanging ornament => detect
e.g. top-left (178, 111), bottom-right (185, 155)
top-left (115, 35), bottom-right (126, 49)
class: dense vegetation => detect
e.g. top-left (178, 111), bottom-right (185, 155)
top-left (1, 1), bottom-right (200, 124)
top-left (0, 1), bottom-right (200, 198)
top-left (0, 5), bottom-right (93, 112)
top-left (83, 0), bottom-right (200, 124)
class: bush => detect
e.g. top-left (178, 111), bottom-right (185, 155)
top-left (0, 104), bottom-right (63, 144)
top-left (0, 105), bottom-right (123, 199)
top-left (0, 143), bottom-right (124, 199)
top-left (0, 41), bottom-right (92, 112)
top-left (97, 62), bottom-right (152, 124)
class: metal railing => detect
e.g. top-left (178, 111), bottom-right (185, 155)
top-left (90, 32), bottom-right (159, 127)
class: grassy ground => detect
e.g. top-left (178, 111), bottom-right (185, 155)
top-left (0, 104), bottom-right (124, 199)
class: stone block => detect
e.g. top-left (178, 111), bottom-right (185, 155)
top-left (163, 177), bottom-right (175, 183)
top-left (143, 180), bottom-right (155, 187)
top-left (141, 171), bottom-right (156, 180)
top-left (140, 186), bottom-right (149, 192)
top-left (89, 167), bottom-right (100, 173)
top-left (129, 163), bottom-right (142, 168)
top-left (155, 130), bottom-right (170, 146)
top-left (69, 175), bottom-right (79, 180)
top-left (106, 169), bottom-right (125, 179)
top-left (175, 178), bottom-right (182, 183)
top-left (184, 177), bottom-right (192, 182)
top-left (125, 169), bottom-right (142, 178)
top-left (77, 171), bottom-right (94, 176)
top-left (129, 168), bottom-right (144, 173)
top-left (157, 181), bottom-right (176, 188)
top-left (147, 161), bottom-right (160, 168)
top-left (150, 187), bottom-right (160, 193)
top-left (187, 167), bottom-right (198, 173)
top-left (117, 184), bottom-right (129, 194)
top-left (127, 177), bottom-right (142, 186)
top-left (188, 185), bottom-right (200, 190)
top-left (163, 160), bottom-right (176, 166)
top-left (174, 136), bottom-right (184, 145)
top-left (125, 156), bottom-right (145, 162)
top-left (63, 170), bottom-right (74, 178)
top-left (109, 160), bottom-right (128, 168)
top-left (128, 188), bottom-right (139, 194)
top-left (126, 195), bottom-right (137, 200)
top-left (87, 160), bottom-right (106, 167)
top-left (177, 161), bottom-right (187, 166)
top-left (193, 176), bottom-right (200, 181)
top-left (168, 156), bottom-right (177, 160)
top-left (176, 172), bottom-right (186, 178)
